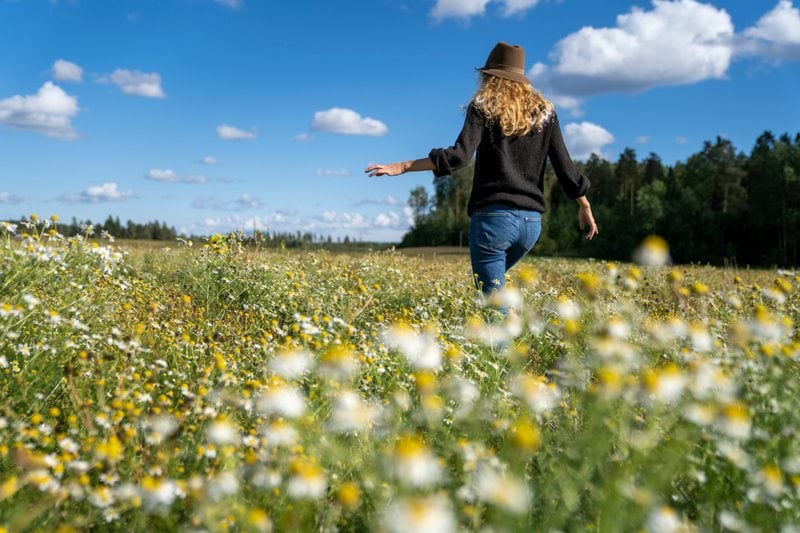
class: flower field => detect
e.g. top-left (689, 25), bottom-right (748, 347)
top-left (1, 217), bottom-right (799, 532)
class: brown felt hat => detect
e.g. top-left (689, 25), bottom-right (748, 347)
top-left (477, 41), bottom-right (530, 84)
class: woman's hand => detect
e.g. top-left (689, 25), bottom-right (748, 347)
top-left (578, 204), bottom-right (599, 240)
top-left (364, 162), bottom-right (408, 177)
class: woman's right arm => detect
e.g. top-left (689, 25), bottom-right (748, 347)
top-left (427, 103), bottom-right (484, 178)
top-left (365, 157), bottom-right (435, 177)
top-left (364, 103), bottom-right (483, 178)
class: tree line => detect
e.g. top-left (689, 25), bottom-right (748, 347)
top-left (234, 231), bottom-right (386, 250)
top-left (6, 214), bottom-right (380, 250)
top-left (401, 131), bottom-right (800, 267)
top-left (54, 216), bottom-right (179, 241)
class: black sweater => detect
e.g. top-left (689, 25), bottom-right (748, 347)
top-left (428, 103), bottom-right (590, 216)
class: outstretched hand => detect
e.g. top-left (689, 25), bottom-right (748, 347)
top-left (579, 205), bottom-right (599, 240)
top-left (364, 162), bottom-right (407, 177)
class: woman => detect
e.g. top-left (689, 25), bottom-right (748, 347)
top-left (365, 42), bottom-right (598, 317)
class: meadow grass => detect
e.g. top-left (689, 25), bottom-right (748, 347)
top-left (0, 218), bottom-right (798, 532)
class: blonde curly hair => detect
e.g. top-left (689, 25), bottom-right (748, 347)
top-left (472, 73), bottom-right (554, 137)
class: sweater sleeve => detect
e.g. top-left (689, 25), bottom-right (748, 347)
top-left (547, 111), bottom-right (591, 199)
top-left (428, 103), bottom-right (484, 178)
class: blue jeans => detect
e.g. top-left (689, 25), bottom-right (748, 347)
top-left (469, 203), bottom-right (542, 316)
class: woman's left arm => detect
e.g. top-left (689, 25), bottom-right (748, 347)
top-left (547, 112), bottom-right (598, 240)
top-left (548, 111), bottom-right (591, 199)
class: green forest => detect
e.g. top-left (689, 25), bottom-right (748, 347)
top-left (401, 131), bottom-right (800, 267)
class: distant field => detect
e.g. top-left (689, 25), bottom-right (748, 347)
top-left (1, 226), bottom-right (798, 531)
top-left (115, 239), bottom-right (788, 270)
top-left (113, 239), bottom-right (474, 258)
top-left (396, 246), bottom-right (469, 257)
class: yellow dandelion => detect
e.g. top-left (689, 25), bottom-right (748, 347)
top-left (337, 481), bottom-right (362, 510)
top-left (95, 435), bottom-right (124, 463)
top-left (517, 266), bottom-right (538, 286)
top-left (508, 418), bottom-right (541, 453)
top-left (415, 371), bottom-right (437, 393)
top-left (690, 282), bottom-right (710, 296)
top-left (576, 272), bottom-right (601, 297)
top-left (718, 402), bottom-right (751, 439)
top-left (247, 508), bottom-right (271, 531)
top-left (597, 366), bottom-right (624, 397)
top-left (0, 476), bottom-right (18, 500)
top-left (774, 277), bottom-right (792, 294)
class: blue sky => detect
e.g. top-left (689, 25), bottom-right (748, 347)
top-left (1, 0), bottom-right (798, 241)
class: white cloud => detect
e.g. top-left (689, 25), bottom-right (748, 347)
top-left (430, 0), bottom-right (548, 20)
top-left (59, 182), bottom-right (133, 203)
top-left (312, 210), bottom-right (412, 232)
top-left (563, 122), bottom-right (615, 161)
top-left (378, 209), bottom-right (414, 230)
top-left (201, 156), bottom-right (218, 165)
top-left (745, 1), bottom-right (800, 43)
top-left (52, 59), bottom-right (83, 83)
top-left (182, 211), bottom-right (300, 234)
top-left (294, 133), bottom-right (313, 142)
top-left (352, 195), bottom-right (398, 207)
top-left (317, 211), bottom-right (368, 229)
top-left (499, 0), bottom-right (540, 17)
top-left (529, 0), bottom-right (735, 114)
top-left (0, 192), bottom-right (24, 205)
top-left (636, 135), bottom-right (650, 144)
top-left (0, 82), bottom-right (79, 140)
top-left (217, 124), bottom-right (256, 140)
top-left (214, 216), bottom-right (271, 231)
top-left (98, 69), bottom-right (165, 98)
top-left (675, 136), bottom-right (689, 144)
top-left (232, 194), bottom-right (264, 210)
top-left (191, 194), bottom-right (263, 211)
top-left (181, 207), bottom-right (409, 241)
top-left (191, 197), bottom-right (224, 210)
top-left (526, 1), bottom-right (800, 116)
top-left (146, 169), bottom-right (208, 184)
top-left (215, 0), bottom-right (243, 8)
top-left (741, 0), bottom-right (800, 59)
top-left (432, 0), bottom-right (491, 20)
top-left (311, 108), bottom-right (388, 136)
top-left (316, 168), bottom-right (352, 177)
top-left (147, 168), bottom-right (178, 181)
top-left (373, 212), bottom-right (404, 229)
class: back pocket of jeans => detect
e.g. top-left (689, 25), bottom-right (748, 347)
top-left (473, 212), bottom-right (511, 250)
top-left (523, 215), bottom-right (541, 250)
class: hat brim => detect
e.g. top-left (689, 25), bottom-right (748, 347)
top-left (476, 67), bottom-right (531, 85)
